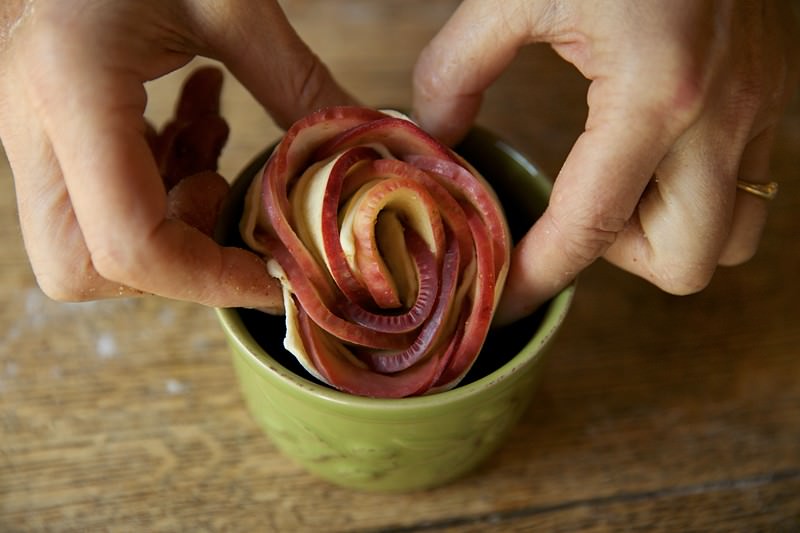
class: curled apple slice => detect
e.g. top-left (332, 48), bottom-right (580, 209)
top-left (241, 107), bottom-right (511, 398)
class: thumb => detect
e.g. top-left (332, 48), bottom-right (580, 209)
top-left (192, 0), bottom-right (357, 129)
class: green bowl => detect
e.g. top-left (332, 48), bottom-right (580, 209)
top-left (215, 125), bottom-right (575, 492)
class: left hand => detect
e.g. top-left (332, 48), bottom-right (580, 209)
top-left (0, 0), bottom-right (354, 308)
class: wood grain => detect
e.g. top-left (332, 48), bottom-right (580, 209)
top-left (2, 1), bottom-right (799, 531)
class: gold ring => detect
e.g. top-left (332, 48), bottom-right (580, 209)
top-left (736, 179), bottom-right (778, 200)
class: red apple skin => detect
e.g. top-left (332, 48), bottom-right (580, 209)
top-left (242, 106), bottom-right (511, 397)
top-left (357, 233), bottom-right (460, 374)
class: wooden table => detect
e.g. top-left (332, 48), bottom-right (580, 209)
top-left (2, 1), bottom-right (799, 530)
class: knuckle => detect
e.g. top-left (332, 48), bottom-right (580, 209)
top-left (631, 54), bottom-right (709, 135)
top-left (412, 45), bottom-right (451, 101)
top-left (650, 259), bottom-right (715, 296)
top-left (89, 241), bottom-right (145, 287)
top-left (560, 229), bottom-right (613, 267)
top-left (34, 266), bottom-right (96, 302)
top-left (669, 66), bottom-right (707, 115)
top-left (718, 243), bottom-right (758, 267)
top-left (549, 208), bottom-right (626, 268)
top-left (412, 55), bottom-right (438, 99)
top-left (645, 70), bottom-right (705, 134)
top-left (728, 76), bottom-right (766, 119)
top-left (36, 275), bottom-right (80, 302)
top-left (290, 54), bottom-right (331, 112)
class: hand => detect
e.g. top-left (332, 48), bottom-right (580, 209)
top-left (412, 0), bottom-right (799, 324)
top-left (0, 0), bottom-right (354, 309)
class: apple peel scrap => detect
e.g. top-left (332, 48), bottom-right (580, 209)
top-left (240, 107), bottom-right (511, 398)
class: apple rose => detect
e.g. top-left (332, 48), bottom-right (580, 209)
top-left (240, 107), bottom-right (511, 398)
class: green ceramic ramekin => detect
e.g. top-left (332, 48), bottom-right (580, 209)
top-left (215, 125), bottom-right (575, 492)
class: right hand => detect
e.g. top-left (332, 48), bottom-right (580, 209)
top-left (413, 0), bottom-right (799, 324)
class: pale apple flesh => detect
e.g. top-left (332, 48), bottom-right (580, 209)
top-left (241, 107), bottom-right (511, 398)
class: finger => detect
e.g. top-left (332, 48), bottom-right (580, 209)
top-left (494, 81), bottom-right (677, 324)
top-left (602, 77), bottom-right (763, 289)
top-left (5, 136), bottom-right (140, 301)
top-left (24, 27), bottom-right (282, 310)
top-left (604, 128), bottom-right (739, 294)
top-left (718, 127), bottom-right (774, 266)
top-left (0, 67), bottom-right (140, 300)
top-left (1, 36), bottom-right (133, 300)
top-left (411, 0), bottom-right (537, 144)
top-left (189, 0), bottom-right (357, 129)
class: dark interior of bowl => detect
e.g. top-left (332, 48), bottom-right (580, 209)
top-left (217, 126), bottom-right (552, 388)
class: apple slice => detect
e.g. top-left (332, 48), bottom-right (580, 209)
top-left (241, 107), bottom-right (511, 397)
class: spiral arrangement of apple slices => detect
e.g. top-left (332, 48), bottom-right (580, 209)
top-left (240, 107), bottom-right (510, 398)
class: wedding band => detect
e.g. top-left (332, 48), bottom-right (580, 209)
top-left (736, 179), bottom-right (778, 200)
